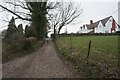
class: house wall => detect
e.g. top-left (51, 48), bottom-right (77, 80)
top-left (94, 22), bottom-right (104, 33)
top-left (105, 17), bottom-right (120, 33)
top-left (116, 24), bottom-right (120, 31)
top-left (104, 17), bottom-right (113, 33)
top-left (88, 29), bottom-right (93, 33)
top-left (83, 25), bottom-right (88, 33)
top-left (80, 26), bottom-right (88, 33)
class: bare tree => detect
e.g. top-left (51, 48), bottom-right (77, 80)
top-left (0, 0), bottom-right (61, 21)
top-left (48, 2), bottom-right (83, 35)
top-left (0, 0), bottom-right (59, 40)
top-left (0, 0), bottom-right (33, 21)
top-left (0, 1), bottom-right (82, 39)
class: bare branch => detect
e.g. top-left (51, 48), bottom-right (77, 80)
top-left (15, 11), bottom-right (32, 16)
top-left (49, 2), bottom-right (82, 34)
top-left (6, 2), bottom-right (29, 10)
top-left (0, 4), bottom-right (32, 21)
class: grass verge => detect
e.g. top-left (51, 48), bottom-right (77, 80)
top-left (55, 35), bottom-right (119, 78)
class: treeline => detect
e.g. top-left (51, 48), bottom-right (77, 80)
top-left (2, 17), bottom-right (44, 63)
top-left (2, 17), bottom-right (37, 40)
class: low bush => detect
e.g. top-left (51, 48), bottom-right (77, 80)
top-left (2, 35), bottom-right (39, 63)
top-left (22, 37), bottom-right (37, 51)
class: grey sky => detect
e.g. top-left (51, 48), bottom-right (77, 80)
top-left (0, 0), bottom-right (119, 35)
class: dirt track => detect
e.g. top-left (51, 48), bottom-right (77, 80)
top-left (2, 40), bottom-right (80, 78)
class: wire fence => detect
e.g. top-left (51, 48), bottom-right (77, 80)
top-left (58, 35), bottom-right (119, 78)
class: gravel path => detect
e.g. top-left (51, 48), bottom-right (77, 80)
top-left (2, 40), bottom-right (80, 78)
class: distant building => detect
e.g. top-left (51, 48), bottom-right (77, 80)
top-left (79, 25), bottom-right (88, 33)
top-left (64, 27), bottom-right (68, 34)
top-left (80, 16), bottom-right (120, 33)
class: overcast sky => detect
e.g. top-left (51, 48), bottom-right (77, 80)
top-left (0, 0), bottom-right (120, 35)
top-left (60, 0), bottom-right (119, 33)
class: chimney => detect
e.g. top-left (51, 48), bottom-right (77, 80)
top-left (90, 20), bottom-right (93, 24)
top-left (83, 25), bottom-right (85, 29)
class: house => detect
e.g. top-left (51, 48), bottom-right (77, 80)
top-left (80, 16), bottom-right (120, 33)
top-left (79, 25), bottom-right (88, 33)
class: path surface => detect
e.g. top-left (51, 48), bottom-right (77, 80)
top-left (2, 40), bottom-right (80, 78)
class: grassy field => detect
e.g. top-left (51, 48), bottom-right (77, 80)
top-left (56, 35), bottom-right (119, 78)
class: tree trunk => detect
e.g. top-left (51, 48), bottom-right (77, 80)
top-left (58, 29), bottom-right (60, 34)
top-left (53, 26), bottom-right (56, 39)
top-left (32, 12), bottom-right (46, 40)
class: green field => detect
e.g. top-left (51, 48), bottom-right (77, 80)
top-left (56, 35), bottom-right (119, 78)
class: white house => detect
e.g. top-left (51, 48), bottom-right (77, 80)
top-left (79, 25), bottom-right (88, 33)
top-left (80, 16), bottom-right (120, 33)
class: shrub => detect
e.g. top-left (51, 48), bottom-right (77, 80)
top-left (22, 37), bottom-right (37, 51)
top-left (26, 37), bottom-right (37, 45)
top-left (22, 39), bottom-right (32, 51)
top-left (2, 34), bottom-right (38, 63)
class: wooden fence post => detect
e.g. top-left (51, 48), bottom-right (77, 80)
top-left (87, 40), bottom-right (92, 58)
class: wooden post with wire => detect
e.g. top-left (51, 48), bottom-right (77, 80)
top-left (87, 40), bottom-right (92, 58)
